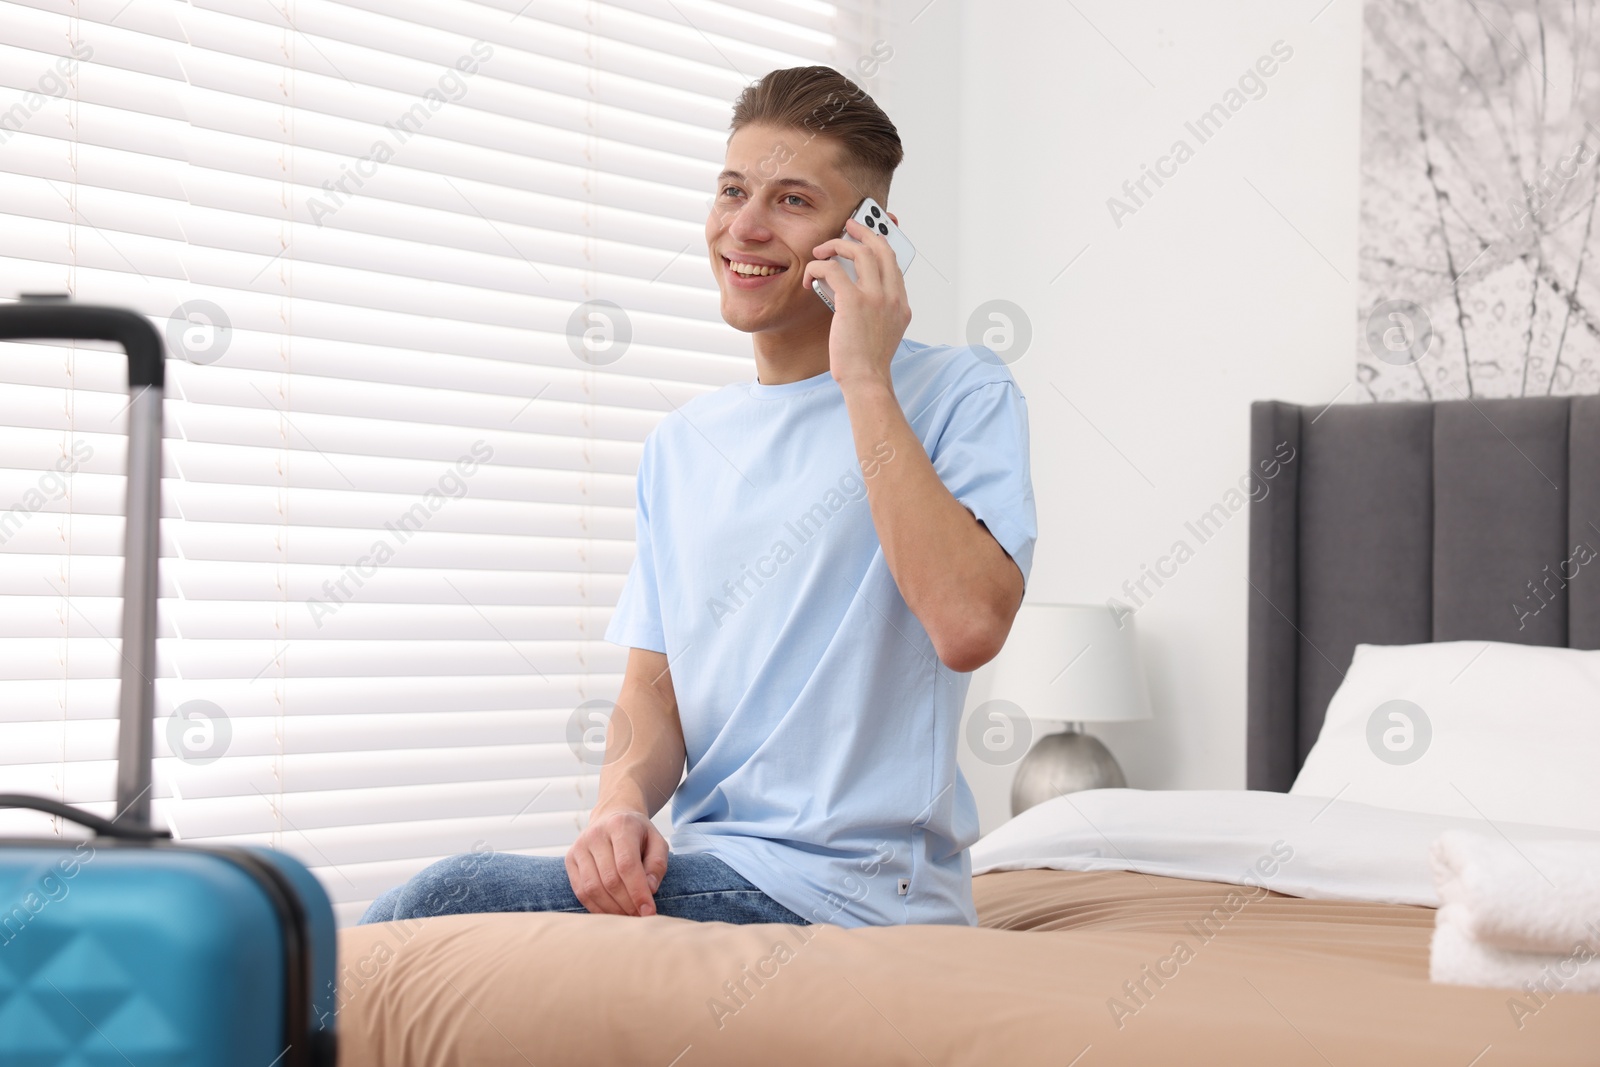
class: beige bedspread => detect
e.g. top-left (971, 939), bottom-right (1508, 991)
top-left (334, 869), bottom-right (1599, 1065)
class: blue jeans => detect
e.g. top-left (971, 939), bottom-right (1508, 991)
top-left (358, 849), bottom-right (811, 926)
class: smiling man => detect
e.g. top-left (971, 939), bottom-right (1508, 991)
top-left (361, 66), bottom-right (1037, 930)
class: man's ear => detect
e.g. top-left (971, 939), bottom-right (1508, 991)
top-left (887, 211), bottom-right (899, 227)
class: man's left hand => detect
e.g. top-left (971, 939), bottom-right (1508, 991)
top-left (802, 216), bottom-right (912, 393)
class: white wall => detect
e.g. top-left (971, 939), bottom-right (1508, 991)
top-left (881, 0), bottom-right (1363, 835)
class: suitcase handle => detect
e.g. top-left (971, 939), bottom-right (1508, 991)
top-left (0, 296), bottom-right (166, 829)
top-left (0, 294), bottom-right (165, 386)
top-left (0, 794), bottom-right (172, 840)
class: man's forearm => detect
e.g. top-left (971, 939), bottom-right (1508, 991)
top-left (591, 653), bottom-right (687, 819)
top-left (840, 379), bottom-right (1024, 672)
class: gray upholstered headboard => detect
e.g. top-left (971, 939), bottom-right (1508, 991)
top-left (1246, 395), bottom-right (1600, 791)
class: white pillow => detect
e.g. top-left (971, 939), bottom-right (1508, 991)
top-left (1289, 641), bottom-right (1600, 832)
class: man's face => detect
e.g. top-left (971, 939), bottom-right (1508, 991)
top-left (706, 123), bottom-right (865, 334)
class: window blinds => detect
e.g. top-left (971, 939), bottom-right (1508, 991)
top-left (0, 0), bottom-right (887, 925)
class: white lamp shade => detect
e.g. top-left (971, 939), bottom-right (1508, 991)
top-left (985, 602), bottom-right (1153, 724)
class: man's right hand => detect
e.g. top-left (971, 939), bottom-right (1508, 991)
top-left (565, 809), bottom-right (670, 917)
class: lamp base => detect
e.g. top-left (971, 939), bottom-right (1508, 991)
top-left (1009, 729), bottom-right (1127, 817)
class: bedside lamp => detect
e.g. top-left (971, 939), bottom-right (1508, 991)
top-left (987, 602), bottom-right (1153, 815)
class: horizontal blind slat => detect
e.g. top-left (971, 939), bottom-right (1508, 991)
top-left (0, 673), bottom-right (625, 724)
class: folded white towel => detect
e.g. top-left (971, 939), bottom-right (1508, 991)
top-left (1431, 906), bottom-right (1600, 994)
top-left (1429, 830), bottom-right (1600, 954)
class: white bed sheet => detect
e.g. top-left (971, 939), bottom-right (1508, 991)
top-left (969, 788), bottom-right (1600, 907)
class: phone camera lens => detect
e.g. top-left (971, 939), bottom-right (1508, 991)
top-left (878, 222), bottom-right (889, 235)
top-left (869, 205), bottom-right (881, 219)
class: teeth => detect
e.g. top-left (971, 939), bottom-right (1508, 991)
top-left (728, 259), bottom-right (785, 277)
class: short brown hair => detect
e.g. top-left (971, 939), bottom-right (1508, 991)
top-left (729, 65), bottom-right (903, 207)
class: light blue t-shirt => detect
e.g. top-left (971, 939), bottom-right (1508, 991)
top-left (603, 338), bottom-right (1037, 927)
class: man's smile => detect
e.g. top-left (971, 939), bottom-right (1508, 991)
top-left (722, 253), bottom-right (792, 287)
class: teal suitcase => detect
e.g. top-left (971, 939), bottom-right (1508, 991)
top-left (0, 296), bottom-right (338, 1066)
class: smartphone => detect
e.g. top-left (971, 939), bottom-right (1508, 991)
top-left (812, 197), bottom-right (916, 312)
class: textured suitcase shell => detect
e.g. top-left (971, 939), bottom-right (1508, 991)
top-left (0, 841), bottom-right (337, 1064)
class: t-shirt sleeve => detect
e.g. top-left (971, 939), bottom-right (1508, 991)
top-left (605, 430), bottom-right (668, 653)
top-left (928, 380), bottom-right (1038, 587)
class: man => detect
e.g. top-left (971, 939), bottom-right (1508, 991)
top-left (361, 65), bottom-right (1036, 929)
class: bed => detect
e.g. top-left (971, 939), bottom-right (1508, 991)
top-left (336, 396), bottom-right (1600, 1066)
